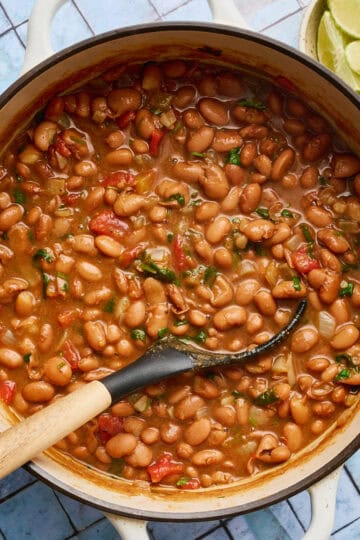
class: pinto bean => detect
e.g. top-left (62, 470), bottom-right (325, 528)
top-left (199, 164), bottom-right (229, 199)
top-left (184, 418), bottom-right (211, 446)
top-left (213, 305), bottom-right (247, 330)
top-left (254, 291), bottom-right (277, 316)
top-left (291, 326), bottom-right (319, 353)
top-left (191, 449), bottom-right (224, 466)
top-left (183, 108), bottom-right (204, 130)
top-left (174, 395), bottom-right (205, 420)
top-left (317, 229), bottom-right (350, 254)
top-left (0, 348), bottom-right (23, 368)
top-left (239, 183), bottom-right (262, 214)
top-left (187, 126), bottom-right (214, 153)
top-left (333, 153), bottom-right (360, 178)
top-left (172, 85), bottom-right (196, 108)
top-left (303, 133), bottom-right (331, 162)
top-left (283, 422), bottom-right (303, 452)
top-left (76, 261), bottom-right (102, 282)
top-left (22, 381), bottom-right (55, 403)
top-left (308, 268), bottom-right (340, 304)
top-left (210, 274), bottom-right (233, 307)
top-left (172, 161), bottom-right (204, 182)
top-left (94, 235), bottom-right (122, 258)
top-left (44, 356), bottom-right (72, 386)
top-left (213, 406), bottom-right (236, 426)
top-left (271, 148), bottom-right (295, 181)
top-left (212, 130), bottom-right (243, 152)
top-left (124, 301), bottom-right (146, 328)
top-left (330, 324), bottom-right (359, 350)
top-left (107, 88), bottom-right (141, 116)
top-left (125, 442), bottom-right (153, 468)
top-left (205, 216), bottom-right (231, 244)
top-left (243, 219), bottom-right (275, 242)
top-left (239, 142), bottom-right (257, 167)
top-left (83, 321), bottom-right (106, 351)
top-left (113, 192), bottom-right (146, 217)
top-left (146, 304), bottom-right (169, 338)
top-left (306, 205), bottom-right (333, 227)
top-left (235, 279), bottom-right (259, 305)
top-left (0, 204), bottom-right (24, 231)
top-left (34, 121), bottom-right (58, 151)
top-left (300, 166), bottom-right (318, 188)
top-left (199, 98), bottom-right (228, 125)
top-left (160, 422), bottom-right (182, 444)
top-left (290, 396), bottom-right (311, 425)
top-left (195, 201), bottom-right (219, 222)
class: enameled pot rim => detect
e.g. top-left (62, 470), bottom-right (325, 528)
top-left (0, 21), bottom-right (359, 520)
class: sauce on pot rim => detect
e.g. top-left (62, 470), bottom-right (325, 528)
top-left (0, 59), bottom-right (359, 489)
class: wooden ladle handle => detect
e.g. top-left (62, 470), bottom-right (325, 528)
top-left (0, 380), bottom-right (111, 480)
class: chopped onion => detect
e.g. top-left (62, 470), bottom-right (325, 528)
top-left (318, 311), bottom-right (336, 339)
top-left (114, 297), bottom-right (130, 318)
top-left (265, 261), bottom-right (279, 288)
top-left (284, 234), bottom-right (302, 251)
top-left (272, 354), bottom-right (288, 374)
top-left (287, 352), bottom-right (296, 387)
top-left (160, 109), bottom-right (177, 128)
top-left (47, 177), bottom-right (66, 195)
top-left (133, 395), bottom-right (151, 412)
top-left (220, 395), bottom-right (235, 406)
top-left (238, 260), bottom-right (256, 277)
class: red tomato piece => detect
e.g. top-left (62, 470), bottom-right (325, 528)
top-left (292, 247), bottom-right (320, 274)
top-left (149, 129), bottom-right (165, 157)
top-left (173, 235), bottom-right (191, 271)
top-left (89, 209), bottom-right (129, 240)
top-left (177, 478), bottom-right (201, 490)
top-left (0, 380), bottom-right (16, 405)
top-left (102, 171), bottom-right (134, 188)
top-left (97, 414), bottom-right (124, 444)
top-left (116, 110), bottom-right (136, 129)
top-left (62, 339), bottom-right (81, 370)
top-left (147, 453), bottom-right (184, 483)
top-left (274, 76), bottom-right (297, 93)
top-left (57, 309), bottom-right (79, 328)
top-left (118, 244), bottom-right (144, 268)
top-left (53, 136), bottom-right (72, 157)
top-left (63, 192), bottom-right (82, 206)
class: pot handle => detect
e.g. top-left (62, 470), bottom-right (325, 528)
top-left (303, 466), bottom-right (342, 540)
top-left (104, 467), bottom-right (342, 540)
top-left (21, 0), bottom-right (66, 74)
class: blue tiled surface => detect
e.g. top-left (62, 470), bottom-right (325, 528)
top-left (0, 0), bottom-right (359, 539)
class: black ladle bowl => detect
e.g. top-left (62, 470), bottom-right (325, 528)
top-left (0, 299), bottom-right (306, 479)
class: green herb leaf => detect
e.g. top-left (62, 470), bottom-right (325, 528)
top-left (13, 188), bottom-right (26, 205)
top-left (232, 390), bottom-right (247, 399)
top-left (249, 416), bottom-right (257, 427)
top-left (226, 147), bottom-right (241, 166)
top-left (253, 388), bottom-right (278, 406)
top-left (15, 174), bottom-right (23, 183)
top-left (192, 330), bottom-right (207, 344)
top-left (56, 272), bottom-right (69, 292)
top-left (23, 353), bottom-right (31, 364)
top-left (174, 319), bottom-right (188, 327)
top-left (335, 368), bottom-right (350, 381)
top-left (281, 209), bottom-right (294, 218)
top-left (300, 223), bottom-right (314, 244)
top-left (335, 353), bottom-right (353, 364)
top-left (255, 207), bottom-right (270, 220)
top-left (28, 230), bottom-right (34, 243)
top-left (130, 328), bottom-right (146, 342)
top-left (176, 477), bottom-right (191, 487)
top-left (191, 151), bottom-right (205, 158)
top-left (319, 175), bottom-right (328, 186)
top-left (341, 262), bottom-right (358, 273)
top-left (41, 272), bottom-right (50, 298)
top-left (292, 276), bottom-right (301, 291)
top-left (70, 135), bottom-right (86, 145)
top-left (203, 266), bottom-right (218, 286)
top-left (103, 297), bottom-right (115, 313)
top-left (189, 199), bottom-right (202, 207)
top-left (33, 248), bottom-right (54, 264)
top-left (165, 193), bottom-right (185, 207)
top-left (339, 282), bottom-right (354, 297)
top-left (157, 327), bottom-right (169, 339)
top-left (108, 457), bottom-right (125, 476)
top-left (238, 98), bottom-right (266, 110)
top-left (139, 255), bottom-right (177, 284)
top-left (167, 232), bottom-right (174, 243)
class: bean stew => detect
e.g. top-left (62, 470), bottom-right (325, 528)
top-left (0, 59), bottom-right (359, 489)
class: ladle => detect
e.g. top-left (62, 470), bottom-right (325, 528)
top-left (0, 299), bottom-right (307, 479)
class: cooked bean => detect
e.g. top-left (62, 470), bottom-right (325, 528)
top-left (213, 247), bottom-right (233, 269)
top-left (205, 216), bottom-right (231, 244)
top-left (303, 133), bottom-right (331, 162)
top-left (124, 301), bottom-right (146, 328)
top-left (172, 85), bottom-right (196, 108)
top-left (44, 356), bottom-right (72, 386)
top-left (283, 422), bottom-right (303, 452)
top-left (213, 406), bottom-right (235, 426)
top-left (160, 422), bottom-right (181, 444)
top-left (174, 395), bottom-right (205, 420)
top-left (254, 291), bottom-right (277, 316)
top-left (271, 148), bottom-right (295, 181)
top-left (212, 130), bottom-right (243, 152)
top-left (107, 88), bottom-right (141, 116)
top-left (187, 126), bottom-right (214, 153)
top-left (0, 348), bottom-right (23, 368)
top-left (74, 160), bottom-right (97, 176)
top-left (126, 442), bottom-right (153, 468)
top-left (333, 153), bottom-right (360, 178)
top-left (300, 166), bottom-right (318, 188)
top-left (0, 205), bottom-right (24, 231)
top-left (306, 205), bottom-right (333, 227)
top-left (243, 219), bottom-right (275, 242)
top-left (199, 98), bottom-right (228, 125)
top-left (192, 449), bottom-right (224, 466)
top-left (199, 164), bottom-right (230, 199)
top-left (15, 291), bottom-right (36, 317)
top-left (22, 381), bottom-right (55, 403)
top-left (291, 327), bottom-right (319, 353)
top-left (76, 261), bottom-right (102, 282)
top-left (105, 148), bottom-right (133, 167)
top-left (34, 121), bottom-right (58, 151)
top-left (330, 324), bottom-right (359, 350)
top-left (213, 305), bottom-right (247, 330)
top-left (83, 321), bottom-right (106, 351)
top-left (184, 418), bottom-right (211, 446)
top-left (290, 396), bottom-right (311, 424)
top-left (94, 235), bottom-right (122, 258)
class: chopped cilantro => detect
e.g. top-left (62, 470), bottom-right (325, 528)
top-left (23, 353), bottom-right (31, 364)
top-left (103, 297), bottom-right (115, 313)
top-left (335, 353), bottom-right (353, 365)
top-left (167, 232), bottom-right (174, 243)
top-left (15, 174), bottom-right (23, 183)
top-left (335, 368), bottom-right (350, 381)
top-left (33, 248), bottom-right (54, 264)
top-left (341, 262), bottom-right (358, 273)
top-left (189, 199), bottom-right (202, 206)
top-left (57, 272), bottom-right (69, 292)
top-left (176, 477), bottom-right (191, 487)
top-left (300, 223), bottom-right (314, 244)
top-left (232, 390), bottom-right (247, 399)
top-left (253, 388), bottom-right (278, 406)
top-left (108, 458), bottom-right (125, 476)
top-left (238, 98), bottom-right (266, 110)
top-left (339, 283), bottom-right (354, 297)
top-left (139, 255), bottom-right (177, 284)
top-left (130, 328), bottom-right (146, 342)
top-left (28, 230), bottom-right (34, 243)
top-left (249, 416), bottom-right (257, 427)
top-left (192, 330), bottom-right (207, 344)
top-left (57, 361), bottom-right (66, 370)
top-left (226, 147), bottom-right (241, 166)
top-left (157, 327), bottom-right (169, 339)
top-left (191, 151), bottom-right (205, 158)
top-left (41, 272), bottom-right (50, 298)
top-left (13, 189), bottom-right (26, 205)
top-left (165, 193), bottom-right (185, 207)
top-left (203, 266), bottom-right (218, 286)
top-left (174, 319), bottom-right (188, 327)
top-left (319, 175), bottom-right (328, 185)
top-left (281, 209), bottom-right (294, 218)
top-left (255, 207), bottom-right (270, 220)
top-left (292, 276), bottom-right (301, 291)
top-left (70, 135), bottom-right (86, 145)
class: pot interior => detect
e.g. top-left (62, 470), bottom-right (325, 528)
top-left (0, 24), bottom-right (359, 519)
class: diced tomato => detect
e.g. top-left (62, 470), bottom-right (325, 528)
top-left (97, 414), bottom-right (124, 444)
top-left (177, 478), bottom-right (201, 490)
top-left (102, 171), bottom-right (134, 188)
top-left (0, 380), bottom-right (16, 405)
top-left (173, 234), bottom-right (191, 272)
top-left (147, 453), bottom-right (184, 483)
top-left (292, 247), bottom-right (320, 274)
top-left (62, 339), bottom-right (81, 371)
top-left (58, 309), bottom-right (79, 328)
top-left (149, 129), bottom-right (165, 157)
top-left (118, 244), bottom-right (144, 268)
top-left (89, 209), bottom-right (129, 240)
top-left (53, 136), bottom-right (72, 157)
top-left (63, 192), bottom-right (82, 206)
top-left (274, 76), bottom-right (297, 93)
top-left (116, 110), bottom-right (136, 129)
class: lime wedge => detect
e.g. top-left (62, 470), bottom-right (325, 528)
top-left (345, 40), bottom-right (360, 74)
top-left (317, 11), bottom-right (360, 91)
top-left (328, 0), bottom-right (360, 39)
